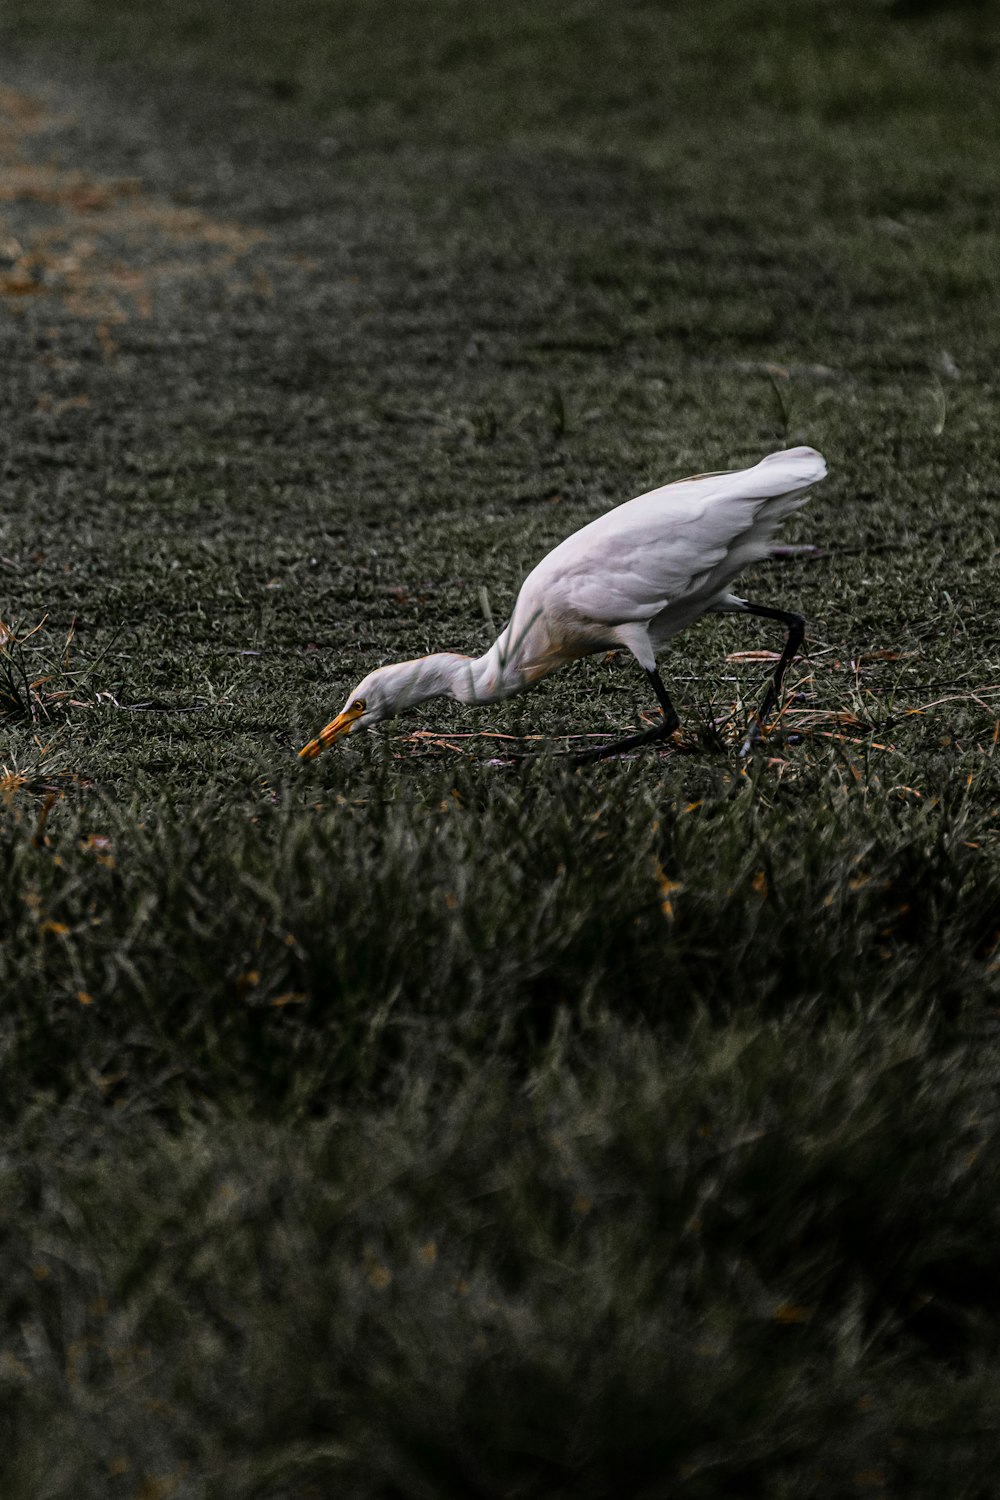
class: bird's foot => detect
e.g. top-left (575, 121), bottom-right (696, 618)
top-left (572, 720), bottom-right (681, 766)
top-left (740, 715), bottom-right (806, 757)
top-left (739, 718), bottom-right (766, 758)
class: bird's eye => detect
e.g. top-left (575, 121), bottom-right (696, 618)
top-left (353, 699), bottom-right (366, 712)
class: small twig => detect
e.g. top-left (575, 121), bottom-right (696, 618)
top-left (401, 728), bottom-right (614, 744)
top-left (807, 730), bottom-right (896, 752)
top-left (726, 650), bottom-right (782, 663)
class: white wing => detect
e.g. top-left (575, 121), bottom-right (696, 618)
top-left (532, 446), bottom-right (827, 626)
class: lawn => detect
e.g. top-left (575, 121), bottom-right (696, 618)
top-left (0, 2), bottom-right (999, 1494)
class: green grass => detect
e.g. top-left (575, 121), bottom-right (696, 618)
top-left (1, 1), bottom-right (1000, 1493)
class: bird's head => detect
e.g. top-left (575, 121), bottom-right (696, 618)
top-left (297, 665), bottom-right (398, 759)
top-left (298, 655), bottom-right (463, 760)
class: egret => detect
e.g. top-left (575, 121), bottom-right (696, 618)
top-left (299, 445), bottom-right (827, 763)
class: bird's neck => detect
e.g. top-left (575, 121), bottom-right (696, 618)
top-left (398, 629), bottom-right (526, 709)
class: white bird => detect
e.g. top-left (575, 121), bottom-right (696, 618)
top-left (299, 445), bottom-right (827, 763)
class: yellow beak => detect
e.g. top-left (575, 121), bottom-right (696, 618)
top-left (298, 703), bottom-right (365, 760)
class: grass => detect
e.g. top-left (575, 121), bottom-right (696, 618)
top-left (1, 1), bottom-right (1000, 1493)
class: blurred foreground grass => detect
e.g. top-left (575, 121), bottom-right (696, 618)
top-left (1, 0), bottom-right (1000, 1494)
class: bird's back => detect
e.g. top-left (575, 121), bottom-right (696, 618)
top-left (527, 444), bottom-right (827, 615)
top-left (515, 446), bottom-right (827, 649)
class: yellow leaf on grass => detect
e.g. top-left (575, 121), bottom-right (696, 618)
top-left (234, 970), bottom-right (260, 999)
top-left (773, 1302), bottom-right (812, 1324)
top-left (652, 855), bottom-right (684, 920)
top-left (271, 991), bottom-right (307, 1007)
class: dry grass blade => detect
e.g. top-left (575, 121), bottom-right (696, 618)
top-left (0, 617), bottom-right (119, 725)
top-left (726, 650), bottom-right (783, 663)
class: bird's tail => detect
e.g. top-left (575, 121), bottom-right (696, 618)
top-left (752, 445), bottom-right (827, 493)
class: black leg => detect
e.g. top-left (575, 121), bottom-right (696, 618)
top-left (574, 667), bottom-right (680, 765)
top-left (739, 602), bottom-right (805, 750)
